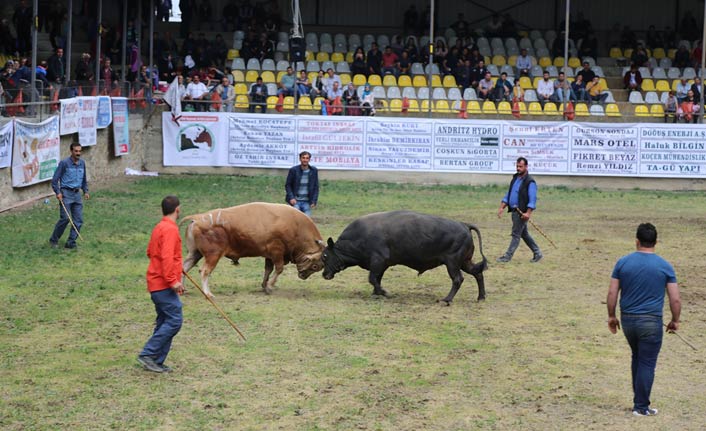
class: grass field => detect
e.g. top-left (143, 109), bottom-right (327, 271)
top-left (1, 174), bottom-right (705, 431)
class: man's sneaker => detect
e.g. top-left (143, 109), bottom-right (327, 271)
top-left (530, 254), bottom-right (543, 263)
top-left (159, 364), bottom-right (173, 373)
top-left (496, 255), bottom-right (511, 263)
top-left (137, 355), bottom-right (164, 373)
top-left (49, 240), bottom-right (58, 249)
top-left (64, 243), bottom-right (77, 250)
top-left (633, 408), bottom-right (658, 416)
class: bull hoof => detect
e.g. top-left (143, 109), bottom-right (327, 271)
top-left (437, 299), bottom-right (452, 306)
top-left (477, 296), bottom-right (486, 302)
top-left (372, 289), bottom-right (389, 297)
top-left (262, 287), bottom-right (273, 295)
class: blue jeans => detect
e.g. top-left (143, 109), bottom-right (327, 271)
top-left (293, 200), bottom-right (312, 217)
top-left (50, 189), bottom-right (83, 247)
top-left (621, 314), bottom-right (663, 412)
top-left (504, 210), bottom-right (541, 258)
top-left (140, 288), bottom-right (183, 365)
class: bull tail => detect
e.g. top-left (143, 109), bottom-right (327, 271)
top-left (465, 223), bottom-right (488, 271)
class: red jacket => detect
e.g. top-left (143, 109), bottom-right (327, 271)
top-left (146, 217), bottom-right (182, 292)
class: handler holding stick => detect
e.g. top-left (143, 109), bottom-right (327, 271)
top-left (606, 223), bottom-right (681, 417)
top-left (49, 143), bottom-right (89, 250)
top-left (138, 196), bottom-right (185, 373)
top-left (496, 156), bottom-right (543, 263)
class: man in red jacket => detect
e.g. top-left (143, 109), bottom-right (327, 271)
top-left (138, 195), bottom-right (184, 373)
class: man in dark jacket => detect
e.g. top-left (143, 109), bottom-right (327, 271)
top-left (285, 151), bottom-right (319, 217)
top-left (46, 48), bottom-right (66, 84)
top-left (496, 157), bottom-right (542, 263)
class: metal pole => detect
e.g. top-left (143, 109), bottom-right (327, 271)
top-left (700, 0), bottom-right (706, 122)
top-left (121, 0), bottom-right (127, 83)
top-left (149, 0), bottom-right (154, 103)
top-left (31, 0), bottom-right (39, 108)
top-left (427, 0), bottom-right (434, 118)
top-left (95, 0), bottom-right (103, 95)
top-left (66, 0), bottom-right (74, 83)
top-left (563, 0), bottom-right (570, 116)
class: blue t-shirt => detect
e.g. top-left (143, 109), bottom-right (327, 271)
top-left (611, 251), bottom-right (677, 315)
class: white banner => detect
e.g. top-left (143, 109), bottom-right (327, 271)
top-left (78, 96), bottom-right (98, 147)
top-left (111, 97), bottom-right (130, 156)
top-left (96, 96), bottom-right (112, 129)
top-left (12, 116), bottom-right (61, 187)
top-left (60, 97), bottom-right (79, 135)
top-left (162, 113), bottom-right (706, 179)
top-left (0, 121), bottom-right (12, 169)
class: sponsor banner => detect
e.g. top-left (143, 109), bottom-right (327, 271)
top-left (163, 112), bottom-right (228, 166)
top-left (78, 96), bottom-right (98, 147)
top-left (96, 96), bottom-right (112, 128)
top-left (0, 121), bottom-right (13, 168)
top-left (60, 97), bottom-right (79, 135)
top-left (111, 97), bottom-right (130, 156)
top-left (12, 116), bottom-right (60, 187)
top-left (161, 113), bottom-right (706, 178)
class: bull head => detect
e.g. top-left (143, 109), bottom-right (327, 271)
top-left (322, 237), bottom-right (343, 280)
top-left (295, 240), bottom-right (325, 280)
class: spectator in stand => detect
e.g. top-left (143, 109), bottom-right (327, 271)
top-left (390, 35), bottom-right (404, 56)
top-left (470, 59), bottom-right (488, 90)
top-left (367, 42), bottom-right (382, 77)
top-left (690, 77), bottom-right (702, 102)
top-left (579, 31), bottom-right (598, 59)
top-left (576, 61), bottom-right (596, 84)
top-left (248, 76), bottom-right (267, 113)
top-left (586, 76), bottom-right (608, 104)
top-left (623, 64), bottom-right (643, 91)
top-left (571, 74), bottom-right (589, 102)
top-left (181, 32), bottom-right (197, 61)
top-left (494, 72), bottom-right (513, 102)
top-left (157, 0), bottom-right (171, 22)
top-left (295, 70), bottom-right (311, 100)
top-left (450, 13), bottom-right (470, 39)
top-left (646, 25), bottom-right (663, 50)
top-left (99, 58), bottom-right (119, 93)
top-left (342, 83), bottom-right (360, 116)
top-left (325, 81), bottom-right (343, 115)
top-left (277, 66), bottom-right (295, 97)
top-left (674, 45), bottom-right (691, 68)
top-left (442, 47), bottom-right (459, 77)
top-left (691, 41), bottom-right (702, 69)
top-left (324, 68), bottom-right (341, 96)
top-left (360, 83), bottom-right (375, 116)
top-left (381, 46), bottom-right (399, 78)
top-left (254, 33), bottom-right (274, 63)
top-left (664, 91), bottom-right (678, 123)
top-left (47, 47), bottom-right (66, 86)
top-left (456, 59), bottom-right (472, 90)
top-left (74, 53), bottom-right (94, 94)
top-left (477, 71), bottom-right (495, 101)
top-left (35, 61), bottom-right (51, 95)
top-left (630, 46), bottom-right (649, 68)
top-left (404, 37), bottom-right (419, 62)
top-left (551, 72), bottom-right (574, 103)
top-left (213, 76), bottom-right (235, 112)
top-left (183, 74), bottom-right (210, 111)
top-left (398, 51), bottom-right (412, 76)
top-left (468, 47), bottom-right (484, 68)
top-left (676, 78), bottom-right (690, 103)
top-left (551, 31), bottom-right (569, 59)
top-left (516, 48), bottom-right (532, 77)
top-left (159, 52), bottom-right (178, 83)
top-left (537, 71), bottom-right (554, 106)
top-left (351, 48), bottom-right (367, 76)
top-left (310, 70), bottom-right (327, 101)
top-left (680, 89), bottom-right (700, 123)
top-left (434, 40), bottom-right (448, 66)
top-left (402, 4), bottom-right (418, 36)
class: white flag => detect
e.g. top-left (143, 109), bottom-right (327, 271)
top-left (163, 75), bottom-right (182, 122)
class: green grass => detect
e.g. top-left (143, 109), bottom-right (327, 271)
top-left (1, 174), bottom-right (705, 430)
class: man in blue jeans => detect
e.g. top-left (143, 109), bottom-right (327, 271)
top-left (607, 223), bottom-right (681, 417)
top-left (50, 142), bottom-right (89, 250)
top-left (285, 151), bottom-right (319, 217)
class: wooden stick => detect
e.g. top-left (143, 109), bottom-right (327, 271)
top-left (182, 270), bottom-right (247, 341)
top-left (516, 208), bottom-right (557, 249)
top-left (0, 192), bottom-right (53, 213)
top-left (60, 199), bottom-right (84, 241)
top-left (664, 323), bottom-right (698, 351)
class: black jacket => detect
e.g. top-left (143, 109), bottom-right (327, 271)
top-left (285, 164), bottom-right (319, 205)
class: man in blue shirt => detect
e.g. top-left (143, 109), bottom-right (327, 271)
top-left (285, 151), bottom-right (319, 217)
top-left (607, 223), bottom-right (681, 417)
top-left (496, 157), bottom-right (542, 263)
top-left (49, 143), bottom-right (89, 249)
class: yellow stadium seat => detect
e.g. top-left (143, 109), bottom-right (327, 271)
top-left (313, 97), bottom-right (325, 110)
top-left (497, 101), bottom-right (512, 115)
top-left (305, 51), bottom-right (314, 61)
top-left (245, 70), bottom-right (259, 82)
top-left (234, 83), bottom-right (248, 95)
top-left (609, 47), bottom-right (623, 58)
top-left (532, 76), bottom-right (543, 89)
top-left (315, 52), bottom-right (329, 62)
top-left (492, 55), bottom-right (507, 66)
top-left (646, 48), bottom-right (652, 57)
top-left (276, 71), bottom-right (287, 82)
top-left (466, 100), bottom-right (482, 114)
top-left (232, 70), bottom-right (245, 82)
top-left (407, 99), bottom-right (420, 113)
top-left (655, 80), bottom-right (671, 92)
top-left (260, 71), bottom-right (276, 83)
top-left (650, 104), bottom-right (665, 117)
top-left (518, 76), bottom-right (533, 89)
top-left (599, 78), bottom-right (609, 89)
top-left (606, 103), bottom-right (622, 117)
top-left (346, 51), bottom-right (354, 63)
top-left (434, 100), bottom-right (451, 113)
top-left (553, 57), bottom-right (565, 67)
top-left (368, 74), bottom-right (382, 86)
top-left (266, 96), bottom-right (279, 110)
top-left (484, 55), bottom-right (491, 64)
top-left (671, 79), bottom-right (693, 91)
top-left (568, 57), bottom-right (581, 68)
top-left (539, 57), bottom-right (552, 68)
top-left (543, 102), bottom-right (559, 115)
top-left (389, 98), bottom-right (403, 113)
top-left (653, 48), bottom-right (666, 59)
top-left (235, 95), bottom-right (249, 109)
top-left (340, 73), bottom-right (351, 85)
top-left (442, 75), bottom-right (457, 88)
top-left (515, 101), bottom-right (528, 115)
top-left (283, 96), bottom-right (295, 110)
top-left (667, 48), bottom-right (676, 59)
top-left (641, 79), bottom-right (655, 92)
top-left (508, 55), bottom-right (518, 66)
top-left (308, 71), bottom-right (318, 83)
top-left (634, 105), bottom-right (649, 117)
top-left (575, 103), bottom-right (589, 116)
top-left (413, 75), bottom-right (427, 87)
top-left (482, 100), bottom-right (497, 114)
top-left (331, 52), bottom-right (344, 62)
top-left (431, 75), bottom-right (442, 87)
top-left (623, 48), bottom-right (633, 58)
top-left (528, 102), bottom-right (543, 115)
top-left (352, 74), bottom-right (367, 86)
top-left (420, 99), bottom-right (431, 112)
top-left (398, 75), bottom-right (412, 87)
top-left (298, 97), bottom-right (312, 110)
top-left (227, 49), bottom-right (239, 60)
top-left (377, 99), bottom-right (388, 111)
top-left (383, 75), bottom-right (397, 87)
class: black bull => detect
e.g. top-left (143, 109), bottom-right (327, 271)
top-left (322, 211), bottom-right (487, 304)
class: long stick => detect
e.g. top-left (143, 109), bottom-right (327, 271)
top-left (182, 270), bottom-right (246, 341)
top-left (516, 208), bottom-right (557, 249)
top-left (664, 323), bottom-right (698, 351)
top-left (60, 199), bottom-right (84, 241)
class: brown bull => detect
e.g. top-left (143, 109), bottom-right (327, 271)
top-left (182, 202), bottom-right (325, 297)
